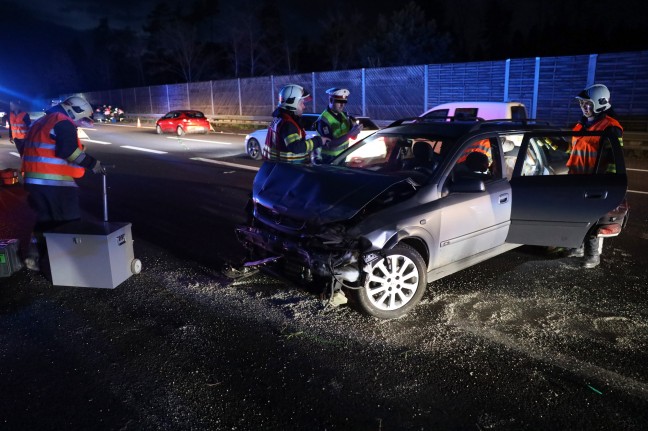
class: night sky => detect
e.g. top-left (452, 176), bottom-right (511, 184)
top-left (2, 0), bottom-right (647, 107)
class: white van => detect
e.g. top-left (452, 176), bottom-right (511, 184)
top-left (420, 101), bottom-right (528, 121)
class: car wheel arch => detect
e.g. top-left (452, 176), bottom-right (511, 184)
top-left (383, 230), bottom-right (430, 268)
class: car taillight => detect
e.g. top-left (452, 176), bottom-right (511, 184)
top-left (597, 224), bottom-right (622, 237)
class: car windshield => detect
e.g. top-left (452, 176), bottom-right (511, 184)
top-left (332, 132), bottom-right (451, 176)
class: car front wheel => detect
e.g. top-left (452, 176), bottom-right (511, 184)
top-left (156, 125), bottom-right (163, 134)
top-left (356, 243), bottom-right (427, 319)
top-left (177, 126), bottom-right (185, 136)
top-left (247, 138), bottom-right (262, 160)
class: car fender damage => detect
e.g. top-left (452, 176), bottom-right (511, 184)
top-left (236, 162), bottom-right (418, 289)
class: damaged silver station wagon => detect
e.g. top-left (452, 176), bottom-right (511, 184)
top-left (236, 118), bottom-right (628, 318)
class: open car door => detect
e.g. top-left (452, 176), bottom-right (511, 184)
top-left (506, 130), bottom-right (627, 248)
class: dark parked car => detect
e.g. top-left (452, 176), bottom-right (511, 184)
top-left (156, 110), bottom-right (211, 136)
top-left (237, 119), bottom-right (628, 318)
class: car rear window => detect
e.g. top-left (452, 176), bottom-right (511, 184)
top-left (186, 111), bottom-right (205, 118)
top-left (454, 108), bottom-right (479, 120)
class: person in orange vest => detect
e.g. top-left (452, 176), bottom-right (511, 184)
top-left (9, 100), bottom-right (32, 155)
top-left (263, 84), bottom-right (329, 164)
top-left (21, 96), bottom-right (105, 274)
top-left (566, 84), bottom-right (623, 269)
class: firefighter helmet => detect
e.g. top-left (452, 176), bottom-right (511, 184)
top-left (278, 84), bottom-right (311, 111)
top-left (326, 87), bottom-right (350, 103)
top-left (60, 96), bottom-right (94, 122)
top-left (576, 84), bottom-right (611, 113)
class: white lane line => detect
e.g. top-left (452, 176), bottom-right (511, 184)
top-left (120, 145), bottom-right (168, 154)
top-left (628, 189), bottom-right (648, 195)
top-left (9, 151), bottom-right (20, 157)
top-left (627, 168), bottom-right (648, 173)
top-left (190, 157), bottom-right (259, 172)
top-left (166, 137), bottom-right (232, 145)
top-left (81, 138), bottom-right (112, 145)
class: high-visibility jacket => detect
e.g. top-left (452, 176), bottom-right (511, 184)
top-left (263, 110), bottom-right (318, 164)
top-left (317, 109), bottom-right (351, 158)
top-left (23, 112), bottom-right (86, 187)
top-left (458, 138), bottom-right (492, 163)
top-left (9, 111), bottom-right (29, 140)
top-left (567, 115), bottom-right (623, 174)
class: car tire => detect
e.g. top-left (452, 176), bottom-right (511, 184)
top-left (247, 138), bottom-right (262, 160)
top-left (355, 243), bottom-right (427, 319)
top-left (156, 125), bottom-right (163, 134)
top-left (177, 126), bottom-right (185, 136)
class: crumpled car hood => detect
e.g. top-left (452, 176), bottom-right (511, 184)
top-left (253, 162), bottom-right (413, 225)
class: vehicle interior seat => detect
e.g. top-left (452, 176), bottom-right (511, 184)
top-left (404, 141), bottom-right (437, 174)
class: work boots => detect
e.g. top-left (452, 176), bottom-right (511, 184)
top-left (582, 236), bottom-right (603, 269)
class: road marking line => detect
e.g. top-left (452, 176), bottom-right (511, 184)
top-left (9, 152), bottom-right (20, 157)
top-left (628, 189), bottom-right (648, 195)
top-left (166, 137), bottom-right (232, 145)
top-left (627, 168), bottom-right (648, 173)
top-left (190, 157), bottom-right (259, 172)
top-left (81, 138), bottom-right (112, 145)
top-left (121, 145), bottom-right (168, 154)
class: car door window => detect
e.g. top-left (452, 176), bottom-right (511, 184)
top-left (448, 136), bottom-right (502, 185)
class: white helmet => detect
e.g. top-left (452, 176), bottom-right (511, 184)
top-left (326, 87), bottom-right (350, 103)
top-left (60, 96), bottom-right (94, 122)
top-left (278, 84), bottom-right (311, 111)
top-left (576, 84), bottom-right (611, 113)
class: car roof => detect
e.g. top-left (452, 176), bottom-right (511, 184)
top-left (381, 118), bottom-right (563, 138)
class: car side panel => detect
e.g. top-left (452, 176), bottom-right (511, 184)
top-left (433, 179), bottom-right (512, 268)
top-left (506, 174), bottom-right (627, 247)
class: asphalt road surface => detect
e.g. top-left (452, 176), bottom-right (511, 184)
top-left (1, 123), bottom-right (647, 430)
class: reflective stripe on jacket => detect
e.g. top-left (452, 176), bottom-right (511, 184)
top-left (567, 115), bottom-right (623, 175)
top-left (318, 109), bottom-right (351, 157)
top-left (263, 111), bottom-right (316, 164)
top-left (23, 112), bottom-right (86, 187)
top-left (457, 139), bottom-right (492, 163)
top-left (10, 111), bottom-right (29, 139)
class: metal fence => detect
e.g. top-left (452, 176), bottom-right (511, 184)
top-left (72, 50), bottom-right (648, 128)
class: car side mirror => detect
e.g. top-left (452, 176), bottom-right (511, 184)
top-left (448, 178), bottom-right (486, 193)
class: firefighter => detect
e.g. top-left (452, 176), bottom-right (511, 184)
top-left (315, 87), bottom-right (363, 163)
top-left (262, 84), bottom-right (328, 163)
top-left (22, 96), bottom-right (105, 274)
top-left (9, 100), bottom-right (31, 155)
top-left (566, 84), bottom-right (623, 269)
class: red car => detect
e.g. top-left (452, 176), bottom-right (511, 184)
top-left (156, 110), bottom-right (211, 136)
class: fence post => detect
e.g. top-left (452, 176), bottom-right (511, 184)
top-left (148, 86), bottom-right (153, 115)
top-left (424, 64), bottom-right (429, 112)
top-left (186, 82), bottom-right (190, 109)
top-left (362, 68), bottom-right (366, 117)
top-left (238, 78), bottom-right (243, 116)
top-left (210, 81), bottom-right (215, 116)
top-left (312, 72), bottom-right (316, 112)
top-left (166, 85), bottom-right (170, 112)
top-left (271, 75), bottom-right (275, 110)
top-left (504, 58), bottom-right (511, 102)
top-left (532, 57), bottom-right (541, 119)
top-left (587, 54), bottom-right (598, 87)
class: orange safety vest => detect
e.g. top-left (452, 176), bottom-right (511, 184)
top-left (263, 111), bottom-right (315, 164)
top-left (22, 112), bottom-right (86, 187)
top-left (9, 111), bottom-right (29, 139)
top-left (567, 116), bottom-right (623, 174)
top-left (457, 138), bottom-right (492, 163)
